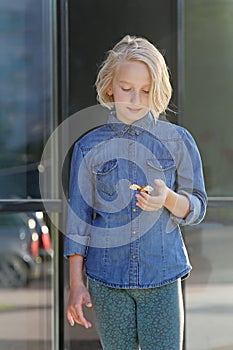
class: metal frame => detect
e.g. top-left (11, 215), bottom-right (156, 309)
top-left (55, 1), bottom-right (69, 349)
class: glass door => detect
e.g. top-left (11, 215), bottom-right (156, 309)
top-left (182, 1), bottom-right (233, 349)
top-left (65, 1), bottom-right (180, 349)
top-left (0, 1), bottom-right (58, 349)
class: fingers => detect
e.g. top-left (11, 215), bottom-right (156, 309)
top-left (76, 302), bottom-right (92, 329)
top-left (135, 181), bottom-right (167, 211)
top-left (67, 303), bottom-right (92, 328)
top-left (67, 291), bottom-right (93, 328)
top-left (67, 308), bottom-right (75, 326)
top-left (136, 201), bottom-right (162, 211)
top-left (85, 295), bottom-right (92, 308)
top-left (153, 179), bottom-right (165, 187)
top-left (136, 192), bottom-right (163, 211)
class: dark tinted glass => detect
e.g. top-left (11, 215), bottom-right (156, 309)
top-left (65, 1), bottom-right (178, 349)
top-left (0, 213), bottom-right (24, 227)
top-left (0, 0), bottom-right (52, 199)
top-left (184, 1), bottom-right (233, 349)
top-left (183, 0), bottom-right (233, 196)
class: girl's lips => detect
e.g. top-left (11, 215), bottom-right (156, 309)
top-left (127, 106), bottom-right (143, 113)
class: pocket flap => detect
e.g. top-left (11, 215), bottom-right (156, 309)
top-left (146, 158), bottom-right (175, 171)
top-left (92, 159), bottom-right (118, 175)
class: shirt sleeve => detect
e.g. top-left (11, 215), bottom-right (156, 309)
top-left (64, 142), bottom-right (94, 258)
top-left (170, 127), bottom-right (208, 226)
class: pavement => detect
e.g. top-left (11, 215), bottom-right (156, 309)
top-left (185, 283), bottom-right (233, 350)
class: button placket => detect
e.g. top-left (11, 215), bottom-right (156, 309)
top-left (128, 132), bottom-right (140, 286)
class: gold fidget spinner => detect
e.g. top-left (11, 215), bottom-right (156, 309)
top-left (129, 183), bottom-right (154, 194)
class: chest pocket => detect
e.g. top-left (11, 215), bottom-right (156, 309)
top-left (146, 158), bottom-right (176, 187)
top-left (92, 159), bottom-right (118, 201)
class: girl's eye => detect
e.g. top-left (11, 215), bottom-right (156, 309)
top-left (143, 90), bottom-right (150, 94)
top-left (121, 87), bottom-right (131, 92)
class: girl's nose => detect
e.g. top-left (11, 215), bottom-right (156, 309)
top-left (130, 91), bottom-right (141, 105)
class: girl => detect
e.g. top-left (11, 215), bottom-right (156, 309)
top-left (65, 35), bottom-right (207, 350)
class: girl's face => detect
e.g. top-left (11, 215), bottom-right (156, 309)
top-left (108, 60), bottom-right (152, 124)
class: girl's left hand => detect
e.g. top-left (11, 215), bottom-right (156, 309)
top-left (135, 179), bottom-right (168, 211)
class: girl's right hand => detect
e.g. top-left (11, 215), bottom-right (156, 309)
top-left (66, 284), bottom-right (93, 328)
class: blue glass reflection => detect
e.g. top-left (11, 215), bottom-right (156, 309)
top-left (0, 1), bottom-right (52, 198)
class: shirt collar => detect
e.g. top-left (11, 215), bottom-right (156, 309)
top-left (107, 109), bottom-right (155, 135)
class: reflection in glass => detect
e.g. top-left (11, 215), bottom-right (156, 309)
top-left (185, 207), bottom-right (233, 349)
top-left (183, 0), bottom-right (233, 196)
top-left (0, 212), bottom-right (52, 287)
top-left (0, 0), bottom-right (55, 348)
top-left (0, 0), bottom-right (52, 199)
top-left (0, 211), bottom-right (53, 348)
top-left (183, 2), bottom-right (233, 345)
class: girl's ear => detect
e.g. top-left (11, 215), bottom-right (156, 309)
top-left (107, 87), bottom-right (113, 96)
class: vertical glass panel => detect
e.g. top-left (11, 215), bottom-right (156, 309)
top-left (0, 0), bottom-right (56, 349)
top-left (0, 211), bottom-right (53, 349)
top-left (184, 1), bottom-right (233, 348)
top-left (65, 1), bottom-right (178, 349)
top-left (183, 0), bottom-right (233, 196)
top-left (0, 0), bottom-right (53, 199)
top-left (185, 207), bottom-right (233, 349)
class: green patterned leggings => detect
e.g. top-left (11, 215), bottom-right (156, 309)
top-left (88, 279), bottom-right (184, 350)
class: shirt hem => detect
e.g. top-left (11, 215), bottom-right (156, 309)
top-left (86, 267), bottom-right (191, 289)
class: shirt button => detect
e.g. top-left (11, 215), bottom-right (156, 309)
top-left (132, 255), bottom-right (137, 259)
top-left (132, 230), bottom-right (136, 234)
top-left (132, 208), bottom-right (137, 212)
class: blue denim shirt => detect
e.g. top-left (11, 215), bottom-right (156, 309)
top-left (64, 111), bottom-right (207, 288)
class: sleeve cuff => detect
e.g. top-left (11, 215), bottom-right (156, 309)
top-left (64, 234), bottom-right (90, 258)
top-left (170, 190), bottom-right (201, 226)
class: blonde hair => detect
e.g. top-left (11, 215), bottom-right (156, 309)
top-left (95, 35), bottom-right (172, 117)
